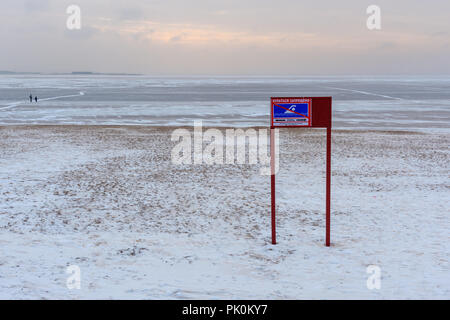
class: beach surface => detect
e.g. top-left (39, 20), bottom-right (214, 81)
top-left (0, 125), bottom-right (449, 299)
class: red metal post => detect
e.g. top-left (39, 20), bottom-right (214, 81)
top-left (270, 128), bottom-right (276, 245)
top-left (326, 126), bottom-right (331, 247)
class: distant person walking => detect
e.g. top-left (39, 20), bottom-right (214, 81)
top-left (29, 94), bottom-right (33, 103)
top-left (35, 96), bottom-right (38, 103)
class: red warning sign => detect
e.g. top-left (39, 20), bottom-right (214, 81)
top-left (270, 97), bottom-right (332, 247)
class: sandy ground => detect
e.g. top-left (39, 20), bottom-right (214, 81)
top-left (0, 125), bottom-right (448, 299)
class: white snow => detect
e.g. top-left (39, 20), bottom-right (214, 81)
top-left (0, 126), bottom-right (448, 299)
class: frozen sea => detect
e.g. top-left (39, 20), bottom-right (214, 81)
top-left (0, 75), bottom-right (449, 131)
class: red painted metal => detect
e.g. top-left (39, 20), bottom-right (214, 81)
top-left (326, 126), bottom-right (331, 247)
top-left (271, 174), bottom-right (276, 245)
top-left (270, 97), bottom-right (332, 247)
top-left (271, 97), bottom-right (332, 128)
top-left (270, 128), bottom-right (276, 245)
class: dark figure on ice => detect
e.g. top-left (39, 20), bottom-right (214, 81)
top-left (35, 96), bottom-right (38, 103)
top-left (29, 94), bottom-right (32, 103)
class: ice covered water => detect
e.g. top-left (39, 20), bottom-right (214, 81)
top-left (0, 75), bottom-right (449, 131)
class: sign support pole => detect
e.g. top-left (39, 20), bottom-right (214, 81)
top-left (326, 126), bottom-right (331, 247)
top-left (270, 97), bottom-right (331, 247)
top-left (270, 127), bottom-right (276, 245)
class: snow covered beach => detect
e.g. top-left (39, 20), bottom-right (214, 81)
top-left (0, 125), bottom-right (448, 299)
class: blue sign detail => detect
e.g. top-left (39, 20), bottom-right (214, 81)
top-left (273, 103), bottom-right (309, 118)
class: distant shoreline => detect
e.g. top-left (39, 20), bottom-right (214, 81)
top-left (0, 71), bottom-right (143, 76)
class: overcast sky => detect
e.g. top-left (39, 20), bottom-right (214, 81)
top-left (0, 0), bottom-right (449, 75)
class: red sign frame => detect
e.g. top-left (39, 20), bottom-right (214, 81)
top-left (270, 97), bottom-right (332, 247)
